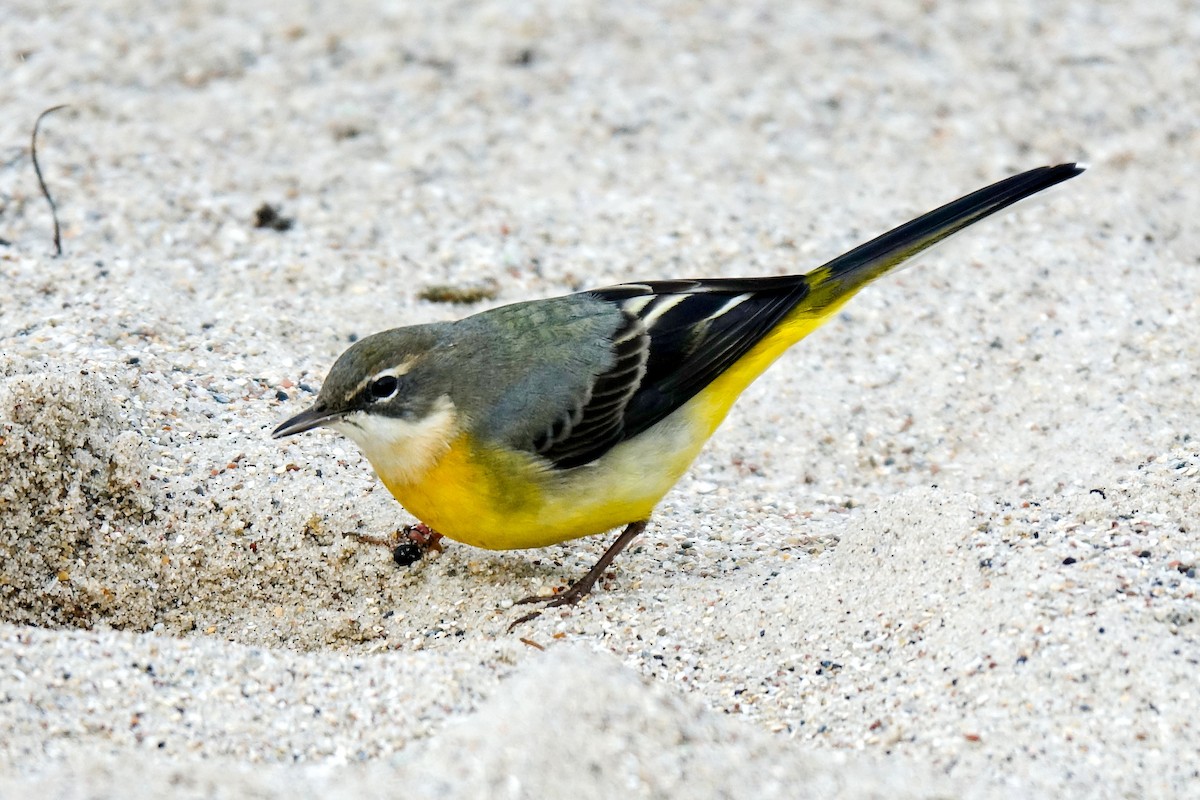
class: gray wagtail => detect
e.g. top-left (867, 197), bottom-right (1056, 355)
top-left (274, 164), bottom-right (1083, 615)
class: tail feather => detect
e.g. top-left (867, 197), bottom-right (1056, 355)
top-left (803, 163), bottom-right (1085, 309)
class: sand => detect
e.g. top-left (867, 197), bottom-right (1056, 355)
top-left (1, 0), bottom-right (1197, 796)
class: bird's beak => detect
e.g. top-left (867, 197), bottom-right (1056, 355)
top-left (272, 405), bottom-right (341, 439)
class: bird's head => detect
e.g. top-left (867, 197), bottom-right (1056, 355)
top-left (272, 326), bottom-right (460, 481)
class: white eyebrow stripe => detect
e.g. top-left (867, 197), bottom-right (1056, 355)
top-left (703, 293), bottom-right (753, 322)
top-left (352, 357), bottom-right (417, 395)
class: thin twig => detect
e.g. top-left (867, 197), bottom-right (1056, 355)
top-left (32, 105), bottom-right (68, 257)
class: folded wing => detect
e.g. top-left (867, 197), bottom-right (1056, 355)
top-left (535, 277), bottom-right (810, 469)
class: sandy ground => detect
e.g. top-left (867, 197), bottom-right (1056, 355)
top-left (1, 1), bottom-right (1197, 797)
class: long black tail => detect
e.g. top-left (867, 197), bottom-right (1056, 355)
top-left (803, 163), bottom-right (1085, 309)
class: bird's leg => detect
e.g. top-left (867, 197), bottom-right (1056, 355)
top-left (515, 520), bottom-right (648, 608)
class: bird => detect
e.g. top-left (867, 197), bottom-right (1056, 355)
top-left (273, 163), bottom-right (1083, 617)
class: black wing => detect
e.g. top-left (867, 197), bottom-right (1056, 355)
top-left (535, 277), bottom-right (809, 469)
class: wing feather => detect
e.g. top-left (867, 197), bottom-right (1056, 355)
top-left (536, 277), bottom-right (809, 468)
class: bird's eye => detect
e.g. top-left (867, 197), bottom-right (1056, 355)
top-left (369, 375), bottom-right (400, 400)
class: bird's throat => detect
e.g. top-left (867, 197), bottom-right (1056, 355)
top-left (332, 396), bottom-right (458, 488)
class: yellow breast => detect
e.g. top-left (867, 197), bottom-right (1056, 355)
top-left (378, 418), bottom-right (698, 550)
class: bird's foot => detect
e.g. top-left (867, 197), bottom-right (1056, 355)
top-left (513, 579), bottom-right (596, 608)
top-left (506, 576), bottom-right (597, 631)
top-left (505, 520), bottom-right (649, 631)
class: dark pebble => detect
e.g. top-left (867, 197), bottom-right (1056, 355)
top-left (253, 203), bottom-right (294, 232)
top-left (393, 543), bottom-right (423, 567)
